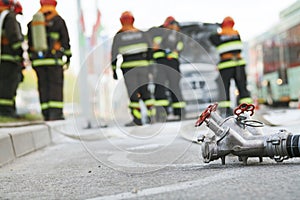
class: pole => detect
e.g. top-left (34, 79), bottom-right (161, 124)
top-left (76, 0), bottom-right (92, 128)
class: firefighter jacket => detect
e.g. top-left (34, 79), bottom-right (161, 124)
top-left (27, 12), bottom-right (72, 67)
top-left (0, 11), bottom-right (23, 64)
top-left (148, 27), bottom-right (184, 61)
top-left (209, 28), bottom-right (246, 70)
top-left (111, 29), bottom-right (152, 73)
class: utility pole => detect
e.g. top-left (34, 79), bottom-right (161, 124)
top-left (76, 0), bottom-right (93, 128)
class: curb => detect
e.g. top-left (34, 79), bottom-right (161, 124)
top-left (0, 120), bottom-right (66, 167)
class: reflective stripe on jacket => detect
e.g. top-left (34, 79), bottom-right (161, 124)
top-left (149, 27), bottom-right (184, 60)
top-left (111, 30), bottom-right (151, 70)
top-left (217, 59), bottom-right (246, 70)
top-left (210, 28), bottom-right (246, 70)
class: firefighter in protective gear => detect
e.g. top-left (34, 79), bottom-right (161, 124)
top-left (0, 0), bottom-right (24, 117)
top-left (148, 16), bottom-right (186, 122)
top-left (11, 1), bottom-right (25, 115)
top-left (27, 0), bottom-right (72, 121)
top-left (209, 16), bottom-right (252, 117)
top-left (111, 11), bottom-right (154, 126)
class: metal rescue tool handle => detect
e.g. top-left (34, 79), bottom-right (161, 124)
top-left (195, 103), bottom-right (300, 165)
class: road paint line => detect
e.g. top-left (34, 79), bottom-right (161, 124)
top-left (87, 170), bottom-right (236, 200)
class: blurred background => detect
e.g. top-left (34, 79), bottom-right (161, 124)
top-left (15, 0), bottom-right (300, 125)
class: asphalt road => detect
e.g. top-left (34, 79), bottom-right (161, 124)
top-left (1, 110), bottom-right (300, 200)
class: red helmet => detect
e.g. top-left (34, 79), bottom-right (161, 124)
top-left (0, 0), bottom-right (10, 8)
top-left (120, 11), bottom-right (134, 25)
top-left (14, 1), bottom-right (22, 14)
top-left (40, 0), bottom-right (57, 6)
top-left (163, 16), bottom-right (175, 27)
top-left (222, 16), bottom-right (235, 28)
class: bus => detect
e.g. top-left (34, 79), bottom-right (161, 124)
top-left (248, 1), bottom-right (300, 106)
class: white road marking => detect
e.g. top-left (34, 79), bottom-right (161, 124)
top-left (87, 170), bottom-right (236, 200)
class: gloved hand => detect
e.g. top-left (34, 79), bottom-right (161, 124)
top-left (113, 70), bottom-right (118, 80)
top-left (63, 56), bottom-right (71, 70)
top-left (63, 62), bottom-right (70, 70)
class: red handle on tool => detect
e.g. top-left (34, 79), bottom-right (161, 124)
top-left (234, 103), bottom-right (255, 116)
top-left (195, 103), bottom-right (218, 127)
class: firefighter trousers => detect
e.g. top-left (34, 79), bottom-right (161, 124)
top-left (122, 66), bottom-right (154, 125)
top-left (34, 65), bottom-right (64, 121)
top-left (154, 58), bottom-right (185, 118)
top-left (0, 61), bottom-right (21, 117)
top-left (219, 65), bottom-right (252, 113)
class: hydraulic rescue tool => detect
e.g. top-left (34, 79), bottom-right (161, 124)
top-left (195, 103), bottom-right (300, 165)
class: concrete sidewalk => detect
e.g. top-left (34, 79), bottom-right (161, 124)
top-left (0, 120), bottom-right (67, 167)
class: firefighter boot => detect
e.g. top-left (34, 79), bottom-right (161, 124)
top-left (125, 118), bottom-right (143, 127)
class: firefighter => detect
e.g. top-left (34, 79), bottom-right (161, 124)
top-left (209, 16), bottom-right (253, 117)
top-left (149, 16), bottom-right (186, 122)
top-left (27, 0), bottom-right (72, 121)
top-left (111, 11), bottom-right (154, 126)
top-left (11, 0), bottom-right (25, 116)
top-left (0, 0), bottom-right (24, 117)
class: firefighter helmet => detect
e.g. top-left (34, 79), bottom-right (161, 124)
top-left (0, 0), bottom-right (10, 8)
top-left (163, 16), bottom-right (175, 27)
top-left (14, 1), bottom-right (22, 14)
top-left (222, 16), bottom-right (235, 28)
top-left (120, 11), bottom-right (134, 25)
top-left (40, 0), bottom-right (57, 6)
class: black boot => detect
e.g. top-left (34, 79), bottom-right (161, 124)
top-left (125, 118), bottom-right (142, 127)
